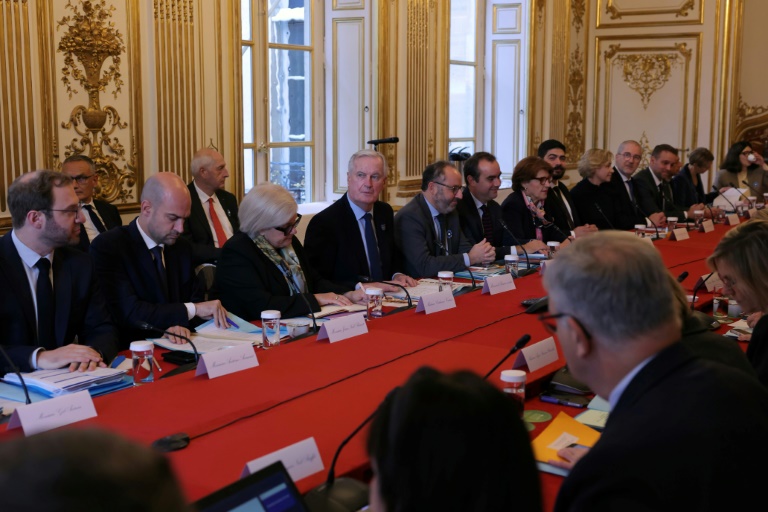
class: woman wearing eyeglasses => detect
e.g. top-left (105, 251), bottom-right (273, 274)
top-left (500, 156), bottom-right (569, 247)
top-left (713, 141), bottom-right (768, 198)
top-left (212, 183), bottom-right (366, 320)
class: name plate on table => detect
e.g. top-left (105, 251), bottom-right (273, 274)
top-left (669, 227), bottom-right (690, 241)
top-left (195, 344), bottom-right (259, 379)
top-left (513, 336), bottom-right (559, 373)
top-left (695, 272), bottom-right (722, 293)
top-left (698, 219), bottom-right (715, 233)
top-left (415, 289), bottom-right (457, 314)
top-left (725, 214), bottom-right (740, 225)
top-left (241, 437), bottom-right (324, 482)
top-left (746, 208), bottom-right (758, 219)
top-left (317, 312), bottom-right (368, 343)
top-left (8, 390), bottom-right (96, 436)
top-left (482, 273), bottom-right (516, 295)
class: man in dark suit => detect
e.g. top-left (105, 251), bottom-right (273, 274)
top-left (537, 140), bottom-right (597, 237)
top-left (304, 150), bottom-right (416, 289)
top-left (394, 161), bottom-right (495, 278)
top-left (183, 148), bottom-right (240, 264)
top-left (91, 172), bottom-right (228, 345)
top-left (607, 139), bottom-right (665, 229)
top-left (0, 170), bottom-right (117, 372)
top-left (61, 155), bottom-right (122, 251)
top-left (541, 231), bottom-right (768, 511)
top-left (634, 143), bottom-right (708, 222)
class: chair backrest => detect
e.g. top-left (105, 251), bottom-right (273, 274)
top-left (195, 263), bottom-right (216, 301)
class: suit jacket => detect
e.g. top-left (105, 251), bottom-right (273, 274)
top-left (183, 182), bottom-right (240, 264)
top-left (90, 219), bottom-right (201, 345)
top-left (303, 194), bottom-right (402, 288)
top-left (455, 189), bottom-right (511, 260)
top-left (499, 190), bottom-right (568, 245)
top-left (210, 232), bottom-right (349, 320)
top-left (555, 342), bottom-right (768, 512)
top-left (569, 178), bottom-right (617, 230)
top-left (75, 198), bottom-right (122, 251)
top-left (633, 167), bottom-right (688, 219)
top-left (544, 181), bottom-right (580, 234)
top-left (607, 169), bottom-right (646, 229)
top-left (393, 193), bottom-right (473, 278)
top-left (671, 164), bottom-right (718, 208)
top-left (0, 233), bottom-right (118, 372)
top-left (746, 313), bottom-right (768, 387)
top-left (713, 166), bottom-right (768, 197)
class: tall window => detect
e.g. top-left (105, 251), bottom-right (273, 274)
top-left (448, 0), bottom-right (478, 157)
top-left (242, 0), bottom-right (315, 204)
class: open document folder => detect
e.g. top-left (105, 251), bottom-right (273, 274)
top-left (532, 411), bottom-right (601, 476)
top-left (712, 187), bottom-right (747, 211)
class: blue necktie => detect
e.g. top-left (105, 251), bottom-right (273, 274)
top-left (363, 213), bottom-right (383, 281)
top-left (150, 246), bottom-right (169, 299)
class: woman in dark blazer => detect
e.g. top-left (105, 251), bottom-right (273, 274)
top-left (211, 183), bottom-right (366, 320)
top-left (671, 147), bottom-right (725, 208)
top-left (500, 156), bottom-right (568, 246)
top-left (570, 148), bottom-right (620, 230)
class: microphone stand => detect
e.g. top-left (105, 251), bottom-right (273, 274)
top-left (0, 345), bottom-right (31, 404)
top-left (713, 185), bottom-right (737, 212)
top-left (435, 239), bottom-right (477, 290)
top-left (381, 281), bottom-right (414, 315)
top-left (690, 271), bottom-right (713, 310)
top-left (482, 334), bottom-right (532, 379)
top-left (633, 202), bottom-right (661, 240)
top-left (137, 321), bottom-right (200, 379)
top-left (498, 219), bottom-right (538, 277)
top-left (741, 180), bottom-right (762, 199)
top-left (594, 202), bottom-right (615, 229)
top-left (676, 271), bottom-right (689, 284)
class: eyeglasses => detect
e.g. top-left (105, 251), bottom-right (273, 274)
top-left (272, 213), bottom-right (302, 235)
top-left (71, 174), bottom-right (96, 184)
top-left (431, 181), bottom-right (462, 194)
top-left (40, 202), bottom-right (85, 217)
top-left (532, 176), bottom-right (552, 185)
top-left (621, 152), bottom-right (642, 162)
top-left (538, 312), bottom-right (592, 340)
top-left (741, 150), bottom-right (754, 156)
top-left (352, 171), bottom-right (384, 183)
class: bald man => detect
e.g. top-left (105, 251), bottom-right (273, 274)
top-left (91, 173), bottom-right (227, 346)
top-left (183, 148), bottom-right (239, 264)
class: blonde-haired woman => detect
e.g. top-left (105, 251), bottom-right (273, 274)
top-left (569, 148), bottom-right (622, 230)
top-left (212, 183), bottom-right (365, 319)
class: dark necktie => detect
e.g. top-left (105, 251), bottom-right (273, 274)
top-left (437, 214), bottom-right (449, 255)
top-left (150, 246), bottom-right (169, 298)
top-left (659, 182), bottom-right (673, 211)
top-left (83, 204), bottom-right (106, 233)
top-left (626, 178), bottom-right (636, 202)
top-left (363, 213), bottom-right (383, 281)
top-left (551, 186), bottom-right (575, 230)
top-left (35, 258), bottom-right (55, 348)
top-left (480, 204), bottom-right (495, 243)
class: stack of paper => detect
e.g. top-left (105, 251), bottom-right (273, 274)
top-left (389, 279), bottom-right (468, 301)
top-left (3, 367), bottom-right (128, 398)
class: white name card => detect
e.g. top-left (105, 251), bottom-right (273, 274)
top-left (726, 214), bottom-right (740, 225)
top-left (695, 272), bottom-right (722, 293)
top-left (698, 219), bottom-right (715, 233)
top-left (482, 273), bottom-right (516, 295)
top-left (415, 289), bottom-right (457, 314)
top-left (241, 437), bottom-right (324, 482)
top-left (746, 208), bottom-right (758, 219)
top-left (669, 227), bottom-right (690, 241)
top-left (513, 336), bottom-right (559, 373)
top-left (195, 344), bottom-right (259, 379)
top-left (317, 312), bottom-right (368, 343)
top-left (8, 390), bottom-right (96, 436)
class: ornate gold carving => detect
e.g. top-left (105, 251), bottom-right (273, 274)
top-left (613, 50), bottom-right (682, 109)
top-left (606, 0), bottom-right (695, 20)
top-left (536, 0), bottom-right (545, 27)
top-left (736, 93), bottom-right (768, 126)
top-left (565, 45), bottom-right (585, 162)
top-left (638, 131), bottom-right (651, 169)
top-left (571, 0), bottom-right (585, 33)
top-left (57, 0), bottom-right (135, 203)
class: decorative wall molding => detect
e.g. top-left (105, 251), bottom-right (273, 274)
top-left (638, 131), bottom-right (651, 169)
top-left (606, 0), bottom-right (695, 20)
top-left (565, 45), bottom-right (585, 159)
top-left (571, 0), bottom-right (585, 33)
top-left (736, 93), bottom-right (768, 127)
top-left (598, 0), bottom-right (703, 28)
top-left (612, 50), bottom-right (683, 109)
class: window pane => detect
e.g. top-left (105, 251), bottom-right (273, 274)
top-left (268, 48), bottom-right (312, 143)
top-left (269, 146), bottom-right (312, 204)
top-left (450, 0), bottom-right (476, 62)
top-left (244, 148), bottom-right (255, 193)
top-left (242, 46), bottom-right (254, 144)
top-left (449, 64), bottom-right (476, 139)
top-left (268, 0), bottom-right (310, 46)
top-left (241, 0), bottom-right (252, 40)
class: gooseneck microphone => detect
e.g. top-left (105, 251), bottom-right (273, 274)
top-left (713, 185), bottom-right (736, 212)
top-left (498, 219), bottom-right (537, 277)
top-left (0, 345), bottom-right (31, 404)
top-left (677, 271), bottom-right (689, 283)
top-left (729, 182), bottom-right (752, 204)
top-left (690, 271), bottom-right (714, 310)
top-left (482, 334), bottom-right (532, 380)
top-left (278, 261), bottom-right (318, 335)
top-left (138, 321), bottom-right (200, 379)
top-left (366, 136), bottom-right (399, 145)
top-left (742, 180), bottom-right (761, 198)
top-left (358, 275), bottom-right (415, 315)
top-left (632, 202), bottom-right (660, 239)
top-left (593, 203), bottom-right (615, 229)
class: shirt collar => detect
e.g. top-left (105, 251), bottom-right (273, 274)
top-left (136, 219), bottom-right (162, 250)
top-left (193, 180), bottom-right (215, 204)
top-left (346, 194), bottom-right (370, 220)
top-left (424, 195), bottom-right (440, 218)
top-left (607, 354), bottom-right (655, 409)
top-left (11, 230), bottom-right (52, 267)
top-left (649, 168), bottom-right (663, 187)
top-left (469, 191), bottom-right (484, 209)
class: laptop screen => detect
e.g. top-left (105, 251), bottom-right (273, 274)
top-left (194, 461), bottom-right (309, 512)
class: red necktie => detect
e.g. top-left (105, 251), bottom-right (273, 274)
top-left (208, 197), bottom-right (229, 248)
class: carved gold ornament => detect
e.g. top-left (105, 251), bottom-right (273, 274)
top-left (606, 0), bottom-right (695, 20)
top-left (571, 0), bottom-right (585, 33)
top-left (565, 45), bottom-right (585, 162)
top-left (613, 52), bottom-right (681, 109)
top-left (638, 131), bottom-right (651, 169)
top-left (736, 94), bottom-right (768, 127)
top-left (57, 0), bottom-right (136, 203)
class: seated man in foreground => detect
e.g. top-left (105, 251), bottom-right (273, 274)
top-left (541, 231), bottom-right (768, 511)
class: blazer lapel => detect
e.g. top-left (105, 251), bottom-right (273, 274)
top-left (0, 234), bottom-right (38, 341)
top-left (342, 195), bottom-right (371, 276)
top-left (53, 249), bottom-right (72, 347)
top-left (128, 221), bottom-right (168, 302)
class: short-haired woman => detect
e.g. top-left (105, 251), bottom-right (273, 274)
top-left (569, 148), bottom-right (620, 230)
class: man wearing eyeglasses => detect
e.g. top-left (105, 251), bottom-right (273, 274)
top-left (394, 161), bottom-right (495, 278)
top-left (609, 139), bottom-right (666, 229)
top-left (304, 150), bottom-right (417, 289)
top-left (91, 172), bottom-right (228, 346)
top-left (541, 231), bottom-right (768, 511)
top-left (0, 170), bottom-right (117, 372)
top-left (61, 154), bottom-right (122, 251)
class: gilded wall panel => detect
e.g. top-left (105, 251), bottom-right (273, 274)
top-left (731, 0), bottom-right (768, 146)
top-left (597, 0), bottom-right (703, 27)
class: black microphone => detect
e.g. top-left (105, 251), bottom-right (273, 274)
top-left (498, 219), bottom-right (538, 277)
top-left (366, 136), bottom-right (399, 145)
top-left (712, 185), bottom-right (736, 212)
top-left (690, 271), bottom-right (714, 310)
top-left (729, 182), bottom-right (752, 204)
top-left (358, 275), bottom-right (415, 316)
top-left (278, 261), bottom-right (319, 337)
top-left (483, 334), bottom-right (532, 380)
top-left (593, 202), bottom-right (614, 229)
top-left (676, 271), bottom-right (689, 283)
top-left (0, 344), bottom-right (31, 405)
top-left (632, 201), bottom-right (660, 240)
top-left (137, 321), bottom-right (201, 380)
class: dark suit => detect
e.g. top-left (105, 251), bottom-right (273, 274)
top-left (555, 342), bottom-right (768, 512)
top-left (90, 219), bottom-right (202, 345)
top-left (304, 194), bottom-right (401, 289)
top-left (747, 314), bottom-right (768, 387)
top-left (394, 193), bottom-right (473, 278)
top-left (499, 190), bottom-right (567, 245)
top-left (0, 233), bottom-right (118, 372)
top-left (183, 182), bottom-right (240, 264)
top-left (569, 178), bottom-right (617, 230)
top-left (607, 168), bottom-right (648, 229)
top-left (455, 189), bottom-right (511, 260)
top-left (75, 198), bottom-right (122, 251)
top-left (634, 167), bottom-right (688, 219)
top-left (544, 182), bottom-right (580, 234)
top-left (670, 164), bottom-right (718, 208)
top-left (211, 233), bottom-right (349, 320)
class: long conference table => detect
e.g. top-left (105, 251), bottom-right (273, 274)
top-left (0, 224), bottom-right (738, 511)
